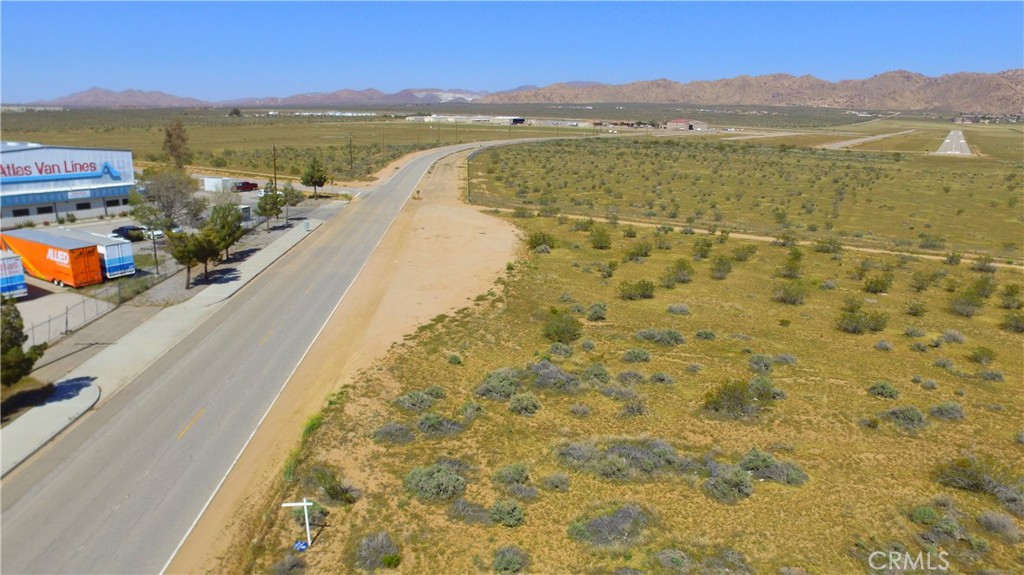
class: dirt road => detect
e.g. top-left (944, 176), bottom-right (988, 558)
top-left (167, 151), bottom-right (519, 574)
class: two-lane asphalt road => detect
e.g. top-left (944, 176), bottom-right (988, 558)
top-left (0, 143), bottom-right (485, 574)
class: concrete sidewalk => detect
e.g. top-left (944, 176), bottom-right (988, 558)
top-left (1, 219), bottom-right (323, 477)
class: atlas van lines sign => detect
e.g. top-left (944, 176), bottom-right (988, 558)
top-left (1, 159), bottom-right (113, 178)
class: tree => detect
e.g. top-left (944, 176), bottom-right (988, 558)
top-left (205, 198), bottom-right (244, 260)
top-left (2, 299), bottom-right (47, 386)
top-left (163, 119), bottom-right (192, 169)
top-left (140, 170), bottom-right (208, 227)
top-left (301, 155), bottom-right (329, 199)
top-left (254, 190), bottom-right (283, 232)
top-left (193, 231), bottom-right (221, 281)
top-left (228, 108), bottom-right (242, 117)
top-left (167, 232), bottom-right (200, 289)
top-left (280, 182), bottom-right (305, 222)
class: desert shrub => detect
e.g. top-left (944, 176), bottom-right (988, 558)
top-left (820, 279), bottom-right (838, 290)
top-left (773, 281), bottom-right (809, 305)
top-left (686, 363), bottom-right (702, 374)
top-left (703, 378), bottom-right (782, 419)
top-left (533, 243), bottom-right (551, 254)
top-left (904, 326), bottom-right (926, 337)
top-left (559, 439), bottom-right (697, 481)
top-left (581, 340), bottom-right (595, 352)
top-left (476, 368), bottom-right (525, 400)
top-left (447, 353), bottom-right (462, 365)
top-left (617, 371), bottom-right (645, 385)
top-left (599, 385), bottom-right (638, 401)
top-left (581, 363), bottom-right (611, 385)
top-left (837, 308), bottom-right (888, 334)
top-left (417, 413), bottom-right (463, 437)
top-left (732, 244), bottom-right (758, 261)
top-left (868, 381), bottom-right (899, 399)
top-left (649, 372), bottom-right (675, 385)
top-left (572, 218), bottom-right (596, 232)
top-left (906, 300), bottom-right (928, 317)
top-left (635, 328), bottom-right (684, 346)
top-left (489, 499), bottom-right (525, 527)
top-left (373, 421), bottom-right (415, 445)
top-left (568, 504), bottom-right (649, 547)
top-left (910, 342), bottom-right (929, 353)
top-left (527, 231), bottom-right (555, 250)
top-left (597, 261), bottom-right (618, 278)
top-left (270, 554), bottom-right (305, 575)
top-left (773, 353), bottom-right (797, 366)
top-left (403, 463), bottom-right (467, 501)
top-left (622, 349), bottom-right (651, 363)
top-left (543, 309), bottom-right (582, 343)
top-left (942, 329), bottom-right (966, 343)
top-left (1002, 309), bottom-right (1024, 332)
top-left (921, 380), bottom-right (938, 390)
top-left (459, 401), bottom-right (484, 423)
top-left (863, 273), bottom-right (894, 294)
top-left (704, 464), bottom-right (754, 504)
top-left (933, 357), bottom-right (954, 369)
top-left (930, 401), bottom-right (965, 421)
top-left (509, 393), bottom-right (541, 416)
top-left (950, 288), bottom-right (985, 317)
top-left (623, 225), bottom-right (637, 238)
top-left (587, 302), bottom-right (608, 321)
top-left (543, 473), bottom-right (570, 492)
top-left (291, 501), bottom-right (328, 527)
top-left (619, 397), bottom-right (648, 418)
top-left (968, 346), bottom-right (996, 365)
top-left (875, 340), bottom-right (893, 351)
top-left (971, 255), bottom-right (997, 273)
top-left (692, 237), bottom-right (714, 260)
top-left (508, 483), bottom-right (539, 501)
top-left (666, 303), bottom-right (690, 315)
top-left (710, 256), bottom-right (733, 280)
top-left (394, 391), bottom-right (434, 413)
top-left (977, 511), bottom-right (1022, 542)
top-left (493, 463), bottom-right (530, 486)
top-left (814, 237), bottom-right (843, 254)
top-left (695, 329), bottom-right (716, 340)
top-left (910, 505), bottom-right (942, 526)
top-left (447, 498), bottom-right (492, 525)
top-left (549, 342), bottom-right (573, 357)
top-left (660, 259), bottom-right (694, 288)
top-left (881, 406), bottom-right (927, 432)
top-left (999, 284), bottom-right (1022, 309)
top-left (624, 240), bottom-right (653, 262)
top-left (528, 359), bottom-right (580, 393)
top-left (312, 465), bottom-right (358, 505)
top-left (356, 532), bottom-right (401, 572)
top-left (424, 385), bottom-right (446, 399)
top-left (979, 369), bottom-right (1005, 381)
top-left (619, 279), bottom-right (656, 300)
top-left (493, 545), bottom-right (531, 574)
top-left (590, 225), bottom-right (612, 250)
top-left (737, 448), bottom-right (808, 486)
top-left (748, 354), bottom-right (774, 374)
top-left (569, 404), bottom-right (591, 417)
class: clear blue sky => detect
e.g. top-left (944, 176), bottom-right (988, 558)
top-left (2, 1), bottom-right (1021, 103)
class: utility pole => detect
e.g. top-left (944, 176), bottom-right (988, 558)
top-left (348, 133), bottom-right (354, 174)
top-left (273, 144), bottom-right (278, 190)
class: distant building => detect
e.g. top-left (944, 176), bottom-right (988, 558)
top-left (666, 118), bottom-right (709, 131)
top-left (1, 141), bottom-right (135, 228)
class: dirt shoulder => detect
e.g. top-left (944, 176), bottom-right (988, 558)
top-left (166, 150), bottom-right (519, 574)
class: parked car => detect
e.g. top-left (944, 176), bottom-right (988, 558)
top-left (110, 225), bottom-right (146, 242)
top-left (257, 189), bottom-right (284, 198)
top-left (232, 181), bottom-right (260, 192)
top-left (141, 226), bottom-right (165, 239)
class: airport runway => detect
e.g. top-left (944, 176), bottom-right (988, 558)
top-left (934, 129), bottom-right (973, 156)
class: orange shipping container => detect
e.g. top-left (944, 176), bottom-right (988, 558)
top-left (0, 229), bottom-right (103, 288)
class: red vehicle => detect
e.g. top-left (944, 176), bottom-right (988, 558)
top-left (232, 181), bottom-right (260, 192)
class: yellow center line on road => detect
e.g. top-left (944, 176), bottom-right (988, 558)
top-left (259, 330), bottom-right (274, 347)
top-left (177, 407), bottom-right (205, 440)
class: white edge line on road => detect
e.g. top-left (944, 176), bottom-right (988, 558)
top-left (160, 147), bottom-right (459, 574)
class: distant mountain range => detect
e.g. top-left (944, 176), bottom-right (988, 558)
top-left (22, 70), bottom-right (1024, 114)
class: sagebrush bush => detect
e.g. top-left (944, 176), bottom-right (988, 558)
top-left (447, 498), bottom-right (492, 525)
top-left (881, 406), bottom-right (927, 432)
top-left (619, 397), bottom-right (648, 418)
top-left (459, 401), bottom-right (484, 423)
top-left (543, 309), bottom-right (582, 344)
top-left (394, 391), bottom-right (434, 413)
top-left (695, 329), bottom-right (716, 340)
top-left (312, 465), bottom-right (358, 505)
top-left (738, 448), bottom-right (808, 486)
top-left (581, 363), bottom-right (610, 385)
top-left (622, 348), bottom-right (651, 363)
top-left (624, 240), bottom-right (653, 262)
top-left (493, 545), bottom-right (531, 574)
top-left (660, 258), bottom-right (694, 288)
top-left (527, 231), bottom-right (555, 250)
top-left (942, 329), bottom-right (966, 344)
top-left (910, 505), bottom-right (941, 526)
top-left (509, 393), bottom-right (541, 416)
top-left (373, 421), bottom-right (414, 445)
top-left (930, 401), bottom-right (965, 421)
top-left (704, 464), bottom-right (754, 504)
top-left (528, 360), bottom-right (580, 393)
top-left (710, 256), bottom-right (733, 280)
top-left (773, 353), bottom-right (797, 365)
top-left (774, 281), bottom-right (809, 305)
top-left (493, 463), bottom-right (530, 486)
top-left (875, 340), bottom-right (893, 351)
top-left (581, 340), bottom-right (595, 352)
top-left (979, 369), bottom-right (1004, 381)
top-left (617, 370), bottom-right (645, 385)
top-left (820, 279), bottom-right (838, 290)
top-left (703, 378), bottom-right (783, 419)
top-left (587, 302), bottom-right (608, 321)
top-left (291, 501), bottom-right (328, 527)
top-left (569, 404), bottom-right (591, 417)
top-left (732, 244), bottom-right (758, 261)
top-left (476, 368), bottom-right (525, 400)
top-left (489, 499), bottom-right (525, 527)
top-left (748, 354), bottom-right (774, 374)
top-left (968, 346), bottom-right (996, 365)
top-left (904, 326), bottom-right (926, 337)
top-left (403, 464), bottom-right (467, 501)
top-left (1001, 310), bottom-right (1024, 332)
top-left (619, 279), bottom-right (656, 300)
top-left (863, 273), bottom-right (894, 294)
top-left (933, 357), bottom-right (953, 369)
top-left (868, 381), bottom-right (900, 399)
top-left (568, 504), bottom-right (649, 547)
top-left (635, 328), bottom-right (684, 345)
top-left (355, 532), bottom-right (400, 572)
top-left (549, 342), bottom-right (573, 357)
top-left (417, 413), bottom-right (463, 437)
top-left (906, 300), bottom-right (928, 317)
top-left (666, 303), bottom-right (691, 317)
top-left (977, 511), bottom-right (1022, 542)
top-left (649, 372), bottom-right (675, 385)
top-left (270, 554), bottom-right (305, 575)
top-left (543, 473), bottom-right (570, 491)
top-left (424, 385), bottom-right (445, 399)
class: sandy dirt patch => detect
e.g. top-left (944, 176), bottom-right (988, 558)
top-left (166, 150), bottom-right (519, 574)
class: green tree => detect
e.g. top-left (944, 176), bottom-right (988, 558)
top-left (139, 169), bottom-right (207, 227)
top-left (162, 119), bottom-right (192, 169)
top-left (280, 182), bottom-right (305, 222)
top-left (228, 108), bottom-right (242, 117)
top-left (255, 190), bottom-right (283, 232)
top-left (167, 232), bottom-right (200, 289)
top-left (193, 231), bottom-right (221, 281)
top-left (1, 299), bottom-right (47, 386)
top-left (301, 155), bottom-right (329, 199)
top-left (205, 200), bottom-right (244, 260)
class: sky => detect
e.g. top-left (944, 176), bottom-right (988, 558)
top-left (2, 1), bottom-right (1022, 103)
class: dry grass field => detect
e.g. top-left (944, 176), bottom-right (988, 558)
top-left (241, 191), bottom-right (1022, 573)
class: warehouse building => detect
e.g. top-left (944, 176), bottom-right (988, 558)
top-left (666, 119), bottom-right (709, 131)
top-left (1, 141), bottom-right (136, 228)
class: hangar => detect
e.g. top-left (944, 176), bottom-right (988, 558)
top-left (1, 141), bottom-right (136, 228)
top-left (666, 118), bottom-right (709, 131)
